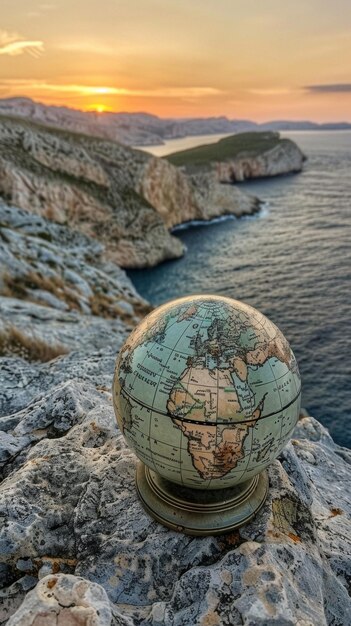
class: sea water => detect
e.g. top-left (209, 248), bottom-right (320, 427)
top-left (129, 131), bottom-right (351, 448)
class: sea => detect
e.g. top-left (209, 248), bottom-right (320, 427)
top-left (129, 131), bottom-right (351, 448)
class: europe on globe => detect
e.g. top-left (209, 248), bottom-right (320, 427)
top-left (113, 295), bottom-right (301, 534)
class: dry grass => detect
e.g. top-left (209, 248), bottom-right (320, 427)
top-left (2, 271), bottom-right (153, 321)
top-left (2, 271), bottom-right (82, 311)
top-left (0, 325), bottom-right (68, 362)
top-left (89, 291), bottom-right (138, 321)
top-left (89, 292), bottom-right (122, 318)
top-left (89, 292), bottom-right (152, 320)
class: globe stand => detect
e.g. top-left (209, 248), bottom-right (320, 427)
top-left (136, 462), bottom-right (269, 536)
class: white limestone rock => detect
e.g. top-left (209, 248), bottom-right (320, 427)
top-left (6, 574), bottom-right (114, 626)
top-left (0, 297), bottom-right (132, 352)
top-left (0, 346), bottom-right (117, 417)
top-left (0, 375), bottom-right (350, 625)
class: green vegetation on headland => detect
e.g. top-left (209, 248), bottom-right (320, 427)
top-left (165, 131), bottom-right (295, 171)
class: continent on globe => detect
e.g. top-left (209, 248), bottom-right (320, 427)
top-left (169, 390), bottom-right (267, 480)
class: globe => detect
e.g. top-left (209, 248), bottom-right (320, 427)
top-left (113, 295), bottom-right (301, 504)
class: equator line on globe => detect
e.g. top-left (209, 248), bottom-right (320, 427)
top-left (113, 295), bottom-right (301, 534)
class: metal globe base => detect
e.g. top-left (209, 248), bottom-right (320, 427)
top-left (136, 462), bottom-right (269, 536)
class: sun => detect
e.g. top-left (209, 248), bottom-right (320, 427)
top-left (88, 104), bottom-right (107, 113)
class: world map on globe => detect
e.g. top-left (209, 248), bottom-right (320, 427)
top-left (113, 295), bottom-right (301, 490)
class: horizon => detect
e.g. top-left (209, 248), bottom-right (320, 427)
top-left (1, 94), bottom-right (351, 125)
top-left (0, 1), bottom-right (351, 121)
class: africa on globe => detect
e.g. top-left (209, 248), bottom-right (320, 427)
top-left (113, 295), bottom-right (301, 534)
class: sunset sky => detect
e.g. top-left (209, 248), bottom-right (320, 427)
top-left (0, 0), bottom-right (350, 121)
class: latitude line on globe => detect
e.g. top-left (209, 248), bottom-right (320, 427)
top-left (144, 318), bottom-right (280, 361)
top-left (120, 386), bottom-right (302, 425)
top-left (155, 368), bottom-right (294, 389)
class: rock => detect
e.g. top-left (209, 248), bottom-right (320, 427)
top-left (6, 574), bottom-right (113, 626)
top-left (137, 157), bottom-right (259, 228)
top-left (216, 140), bottom-right (305, 182)
top-left (0, 373), bottom-right (350, 624)
top-left (0, 206), bottom-right (350, 622)
top-left (189, 172), bottom-right (260, 220)
top-left (0, 201), bottom-right (152, 421)
top-left (0, 298), bottom-right (131, 354)
top-left (136, 156), bottom-right (202, 228)
top-left (0, 348), bottom-right (116, 418)
top-left (0, 202), bottom-right (149, 315)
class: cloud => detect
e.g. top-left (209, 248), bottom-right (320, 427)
top-left (0, 30), bottom-right (44, 58)
top-left (305, 84), bottom-right (351, 93)
top-left (0, 80), bottom-right (221, 99)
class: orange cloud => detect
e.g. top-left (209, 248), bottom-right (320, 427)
top-left (0, 79), bottom-right (221, 99)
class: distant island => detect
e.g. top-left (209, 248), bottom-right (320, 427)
top-left (0, 96), bottom-right (350, 147)
top-left (166, 131), bottom-right (306, 180)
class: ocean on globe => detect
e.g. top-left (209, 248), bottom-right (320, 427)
top-left (113, 295), bottom-right (301, 490)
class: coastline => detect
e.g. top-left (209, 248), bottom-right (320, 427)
top-left (171, 199), bottom-right (267, 233)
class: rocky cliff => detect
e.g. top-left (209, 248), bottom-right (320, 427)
top-left (215, 139), bottom-right (305, 182)
top-left (0, 116), bottom-right (259, 268)
top-left (136, 156), bottom-right (259, 228)
top-left (167, 132), bottom-right (306, 181)
top-left (0, 201), bottom-right (350, 626)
